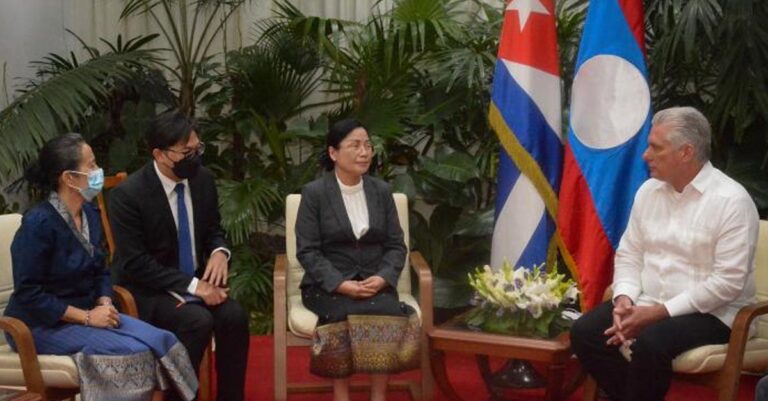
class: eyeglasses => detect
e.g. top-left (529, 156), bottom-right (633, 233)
top-left (165, 142), bottom-right (205, 159)
top-left (339, 141), bottom-right (374, 153)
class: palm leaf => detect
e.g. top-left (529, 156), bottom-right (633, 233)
top-left (386, 0), bottom-right (463, 52)
top-left (217, 178), bottom-right (281, 245)
top-left (0, 50), bottom-right (158, 178)
top-left (257, 0), bottom-right (355, 58)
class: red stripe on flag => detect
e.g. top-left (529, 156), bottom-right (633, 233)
top-left (617, 0), bottom-right (646, 56)
top-left (558, 147), bottom-right (615, 310)
top-left (497, 0), bottom-right (559, 76)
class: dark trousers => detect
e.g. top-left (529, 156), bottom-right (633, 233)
top-left (757, 375), bottom-right (768, 401)
top-left (301, 284), bottom-right (412, 325)
top-left (138, 294), bottom-right (250, 401)
top-left (571, 301), bottom-right (730, 401)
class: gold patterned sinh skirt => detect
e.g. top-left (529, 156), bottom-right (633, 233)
top-left (310, 313), bottom-right (420, 378)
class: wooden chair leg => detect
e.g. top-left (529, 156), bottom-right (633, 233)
top-left (583, 375), bottom-right (598, 401)
top-left (421, 337), bottom-right (433, 401)
top-left (198, 342), bottom-right (213, 401)
top-left (274, 254), bottom-right (289, 401)
top-left (274, 329), bottom-right (288, 401)
top-left (717, 380), bottom-right (740, 401)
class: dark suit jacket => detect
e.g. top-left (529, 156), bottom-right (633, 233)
top-left (109, 161), bottom-right (227, 299)
top-left (5, 201), bottom-right (111, 328)
top-left (296, 173), bottom-right (407, 293)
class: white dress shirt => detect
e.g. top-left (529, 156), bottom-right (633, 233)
top-left (336, 174), bottom-right (369, 239)
top-left (153, 162), bottom-right (230, 294)
top-left (613, 162), bottom-right (759, 328)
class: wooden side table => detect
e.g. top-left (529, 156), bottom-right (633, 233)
top-left (428, 318), bottom-right (572, 401)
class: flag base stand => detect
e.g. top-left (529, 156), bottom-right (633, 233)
top-left (477, 357), bottom-right (546, 400)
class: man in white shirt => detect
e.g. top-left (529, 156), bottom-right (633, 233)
top-left (570, 106), bottom-right (759, 401)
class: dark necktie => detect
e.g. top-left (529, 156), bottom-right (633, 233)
top-left (175, 183), bottom-right (195, 277)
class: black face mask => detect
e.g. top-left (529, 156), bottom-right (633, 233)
top-left (172, 153), bottom-right (202, 179)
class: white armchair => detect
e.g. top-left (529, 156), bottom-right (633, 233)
top-left (273, 193), bottom-right (434, 401)
top-left (0, 213), bottom-right (80, 400)
top-left (584, 219), bottom-right (768, 401)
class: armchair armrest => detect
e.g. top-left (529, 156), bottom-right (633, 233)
top-left (112, 285), bottom-right (139, 318)
top-left (0, 316), bottom-right (45, 394)
top-left (409, 251), bottom-right (433, 332)
top-left (718, 300), bottom-right (768, 391)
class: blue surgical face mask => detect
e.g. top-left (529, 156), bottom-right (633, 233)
top-left (68, 168), bottom-right (104, 201)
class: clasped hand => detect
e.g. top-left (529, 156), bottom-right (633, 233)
top-left (605, 295), bottom-right (669, 346)
top-left (336, 276), bottom-right (387, 299)
top-left (195, 279), bottom-right (229, 306)
top-left (90, 304), bottom-right (120, 329)
top-left (194, 251), bottom-right (230, 306)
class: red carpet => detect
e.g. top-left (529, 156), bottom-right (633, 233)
top-left (238, 336), bottom-right (760, 401)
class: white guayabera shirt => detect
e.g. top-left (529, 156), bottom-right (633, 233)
top-left (612, 162), bottom-right (759, 328)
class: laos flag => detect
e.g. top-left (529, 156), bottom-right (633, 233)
top-left (558, 0), bottom-right (651, 309)
top-left (489, 0), bottom-right (562, 271)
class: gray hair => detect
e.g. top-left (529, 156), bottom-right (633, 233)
top-left (651, 107), bottom-right (711, 162)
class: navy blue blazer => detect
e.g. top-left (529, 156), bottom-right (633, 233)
top-left (4, 201), bottom-right (111, 328)
top-left (296, 173), bottom-right (407, 293)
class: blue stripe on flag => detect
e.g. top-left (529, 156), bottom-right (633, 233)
top-left (494, 151), bottom-right (521, 221)
top-left (568, 121), bottom-right (650, 247)
top-left (491, 61), bottom-right (562, 190)
top-left (516, 213), bottom-right (554, 269)
top-left (574, 1), bottom-right (647, 74)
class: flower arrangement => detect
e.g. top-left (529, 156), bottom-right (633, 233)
top-left (465, 261), bottom-right (579, 338)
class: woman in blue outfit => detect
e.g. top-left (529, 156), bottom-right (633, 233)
top-left (4, 133), bottom-right (198, 401)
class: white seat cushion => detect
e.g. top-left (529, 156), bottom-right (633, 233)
top-left (0, 345), bottom-right (79, 388)
top-left (287, 293), bottom-right (423, 339)
top-left (287, 295), bottom-right (317, 339)
top-left (672, 337), bottom-right (768, 373)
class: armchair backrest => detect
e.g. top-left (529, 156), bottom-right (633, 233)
top-left (755, 220), bottom-right (768, 338)
top-left (96, 172), bottom-right (127, 259)
top-left (0, 214), bottom-right (23, 346)
top-left (285, 193), bottom-right (412, 298)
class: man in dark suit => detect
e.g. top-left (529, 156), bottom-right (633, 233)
top-left (109, 111), bottom-right (249, 401)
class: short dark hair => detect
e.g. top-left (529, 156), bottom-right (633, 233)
top-left (146, 110), bottom-right (199, 151)
top-left (24, 133), bottom-right (85, 192)
top-left (320, 118), bottom-right (366, 171)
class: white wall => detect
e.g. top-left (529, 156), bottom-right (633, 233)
top-left (0, 0), bottom-right (393, 108)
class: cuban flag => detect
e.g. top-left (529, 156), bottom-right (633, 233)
top-left (489, 0), bottom-right (562, 271)
top-left (558, 0), bottom-right (651, 309)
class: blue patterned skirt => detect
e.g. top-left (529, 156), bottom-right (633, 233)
top-left (8, 314), bottom-right (198, 401)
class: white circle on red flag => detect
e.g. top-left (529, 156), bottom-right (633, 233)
top-left (570, 54), bottom-right (650, 149)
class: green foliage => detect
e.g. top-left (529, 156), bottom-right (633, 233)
top-left (646, 0), bottom-right (768, 216)
top-left (0, 48), bottom-right (158, 178)
top-left (253, 0), bottom-right (509, 308)
top-left (227, 243), bottom-right (275, 333)
top-left (120, 0), bottom-right (248, 114)
top-left (217, 178), bottom-right (281, 246)
top-left (465, 306), bottom-right (566, 339)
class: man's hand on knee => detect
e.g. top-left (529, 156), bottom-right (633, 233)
top-left (195, 280), bottom-right (229, 306)
top-left (608, 303), bottom-right (670, 343)
top-left (605, 295), bottom-right (633, 345)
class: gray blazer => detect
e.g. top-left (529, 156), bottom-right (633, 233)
top-left (296, 173), bottom-right (407, 293)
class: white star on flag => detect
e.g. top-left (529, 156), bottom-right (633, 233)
top-left (506, 0), bottom-right (550, 31)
